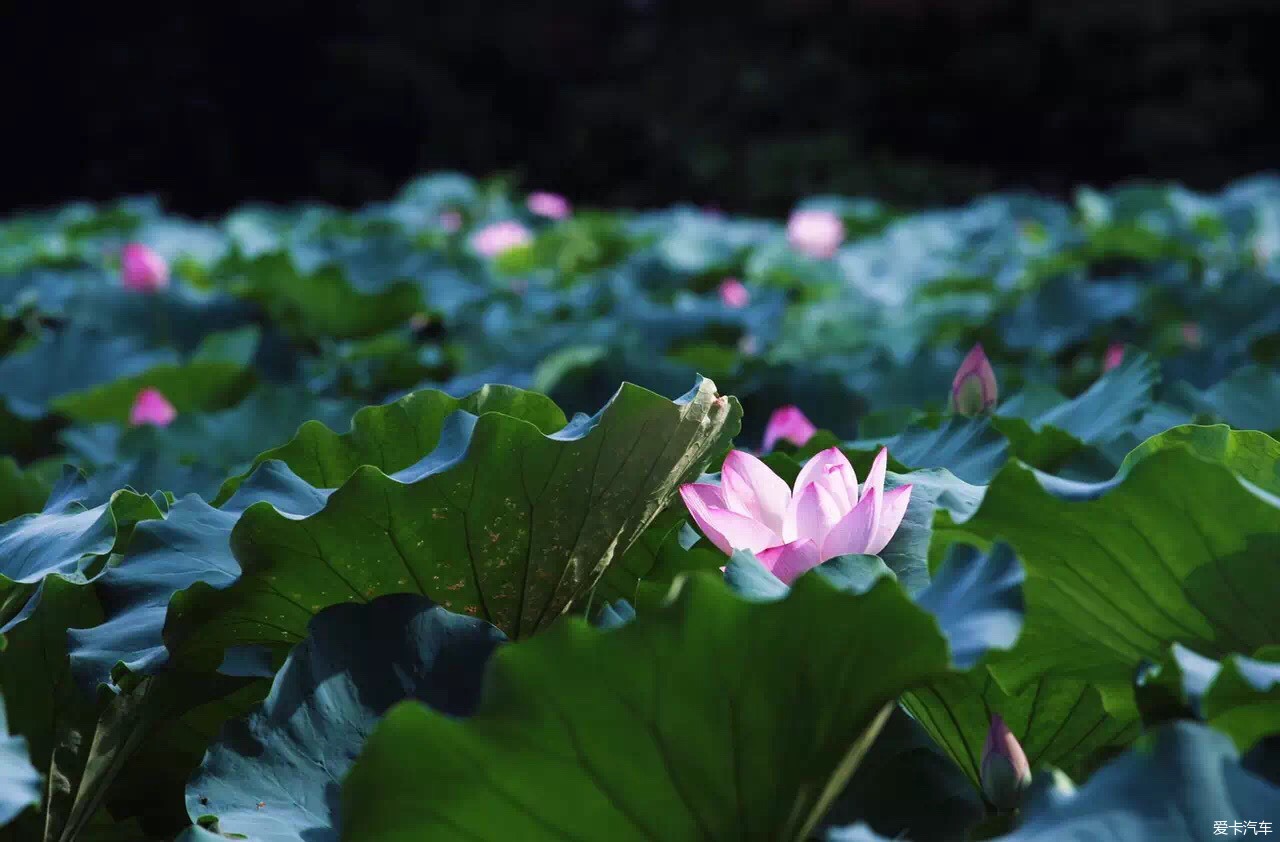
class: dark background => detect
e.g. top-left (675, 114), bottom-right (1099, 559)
top-left (5, 0), bottom-right (1278, 217)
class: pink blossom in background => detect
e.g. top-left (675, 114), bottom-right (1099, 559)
top-left (1181, 322), bottom-right (1203, 348)
top-left (680, 447), bottom-right (911, 584)
top-left (120, 243), bottom-right (169, 292)
top-left (950, 344), bottom-right (998, 416)
top-left (981, 714), bottom-right (1032, 810)
top-left (762, 405), bottom-right (817, 452)
top-left (470, 221), bottom-right (533, 257)
top-left (437, 210), bottom-right (463, 232)
top-left (526, 191), bottom-right (571, 220)
top-left (786, 209), bottom-right (845, 259)
top-left (718, 278), bottom-right (750, 308)
top-left (1104, 343), bottom-right (1125, 372)
top-left (129, 388), bottom-right (177, 427)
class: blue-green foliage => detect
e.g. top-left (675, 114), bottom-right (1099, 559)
top-left (1, 173), bottom-right (1280, 839)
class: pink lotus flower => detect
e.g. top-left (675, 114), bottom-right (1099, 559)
top-left (786, 209), bottom-right (845, 259)
top-left (1181, 322), bottom-right (1203, 349)
top-left (470, 221), bottom-right (533, 257)
top-left (437, 210), bottom-right (463, 232)
top-left (951, 344), bottom-right (998, 416)
top-left (718, 278), bottom-right (750, 308)
top-left (129, 388), bottom-right (177, 427)
top-left (1104, 343), bottom-right (1124, 372)
top-left (762, 405), bottom-right (817, 452)
top-left (526, 191), bottom-right (571, 220)
top-left (120, 243), bottom-right (169, 293)
top-left (680, 447), bottom-right (911, 584)
top-left (981, 714), bottom-right (1032, 810)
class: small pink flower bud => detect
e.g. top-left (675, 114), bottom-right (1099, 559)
top-left (470, 221), bottom-right (533, 257)
top-left (718, 278), bottom-right (750, 308)
top-left (786, 209), bottom-right (845, 259)
top-left (129, 388), bottom-right (177, 427)
top-left (1181, 322), bottom-right (1203, 349)
top-left (981, 714), bottom-right (1032, 810)
top-left (1104, 343), bottom-right (1125, 372)
top-left (762, 405), bottom-right (817, 452)
top-left (951, 344), bottom-right (998, 416)
top-left (120, 243), bottom-right (170, 293)
top-left (437, 210), bottom-right (463, 232)
top-left (526, 191), bottom-right (571, 220)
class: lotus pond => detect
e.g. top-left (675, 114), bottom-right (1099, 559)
top-left (1, 173), bottom-right (1279, 840)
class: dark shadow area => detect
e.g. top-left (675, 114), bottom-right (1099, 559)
top-left (4, 0), bottom-right (1278, 216)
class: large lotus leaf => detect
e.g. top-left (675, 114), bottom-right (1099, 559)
top-left (997, 351), bottom-right (1157, 448)
top-left (217, 252), bottom-right (422, 339)
top-left (881, 468), bottom-right (985, 593)
top-left (937, 432), bottom-right (1280, 696)
top-left (0, 694), bottom-right (40, 828)
top-left (0, 330), bottom-right (175, 421)
top-left (341, 573), bottom-right (959, 842)
top-left (839, 413), bottom-right (1090, 492)
top-left (0, 467), bottom-right (163, 586)
top-left (0, 458), bottom-right (56, 525)
top-left (49, 327), bottom-right (258, 425)
top-left (1003, 723), bottom-right (1279, 841)
top-left (1119, 424), bottom-right (1280, 496)
top-left (1170, 367), bottom-right (1280, 435)
top-left (69, 461), bottom-right (331, 692)
top-left (999, 276), bottom-right (1142, 354)
top-left (167, 379), bottom-right (739, 669)
top-left (0, 269), bottom-right (90, 319)
top-left (726, 541), bottom-right (1021, 675)
top-left (0, 575), bottom-right (101, 841)
top-left (59, 285), bottom-right (256, 354)
top-left (185, 594), bottom-right (505, 842)
top-left (908, 548), bottom-right (1138, 786)
top-left (62, 386), bottom-right (360, 500)
top-left (215, 384), bottom-right (565, 502)
top-left (869, 416), bottom-right (1010, 486)
top-left (904, 671), bottom-right (1140, 790)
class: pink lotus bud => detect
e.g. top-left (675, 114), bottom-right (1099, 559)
top-left (437, 210), bottom-right (463, 232)
top-left (1181, 322), bottom-right (1203, 349)
top-left (1104, 343), bottom-right (1124, 372)
top-left (786, 209), bottom-right (845, 259)
top-left (951, 344), bottom-right (998, 416)
top-left (762, 405), bottom-right (817, 452)
top-left (526, 191), bottom-right (571, 220)
top-left (120, 243), bottom-right (170, 293)
top-left (718, 278), bottom-right (750, 308)
top-left (981, 714), bottom-right (1032, 810)
top-left (129, 388), bottom-right (177, 427)
top-left (470, 221), bottom-right (533, 257)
